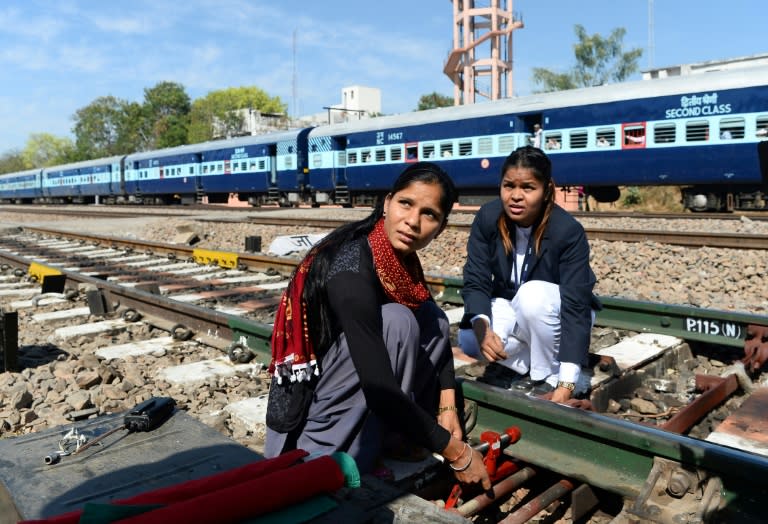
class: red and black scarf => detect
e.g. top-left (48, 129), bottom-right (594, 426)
top-left (269, 218), bottom-right (432, 383)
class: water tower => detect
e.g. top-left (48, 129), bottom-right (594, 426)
top-left (444, 0), bottom-right (523, 105)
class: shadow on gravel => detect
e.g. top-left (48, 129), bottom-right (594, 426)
top-left (17, 343), bottom-right (69, 369)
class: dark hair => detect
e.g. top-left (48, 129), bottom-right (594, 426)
top-left (303, 162), bottom-right (457, 352)
top-left (497, 146), bottom-right (556, 255)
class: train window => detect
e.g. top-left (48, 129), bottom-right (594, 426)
top-left (718, 117), bottom-right (744, 139)
top-left (623, 125), bottom-right (646, 146)
top-left (362, 150), bottom-right (372, 163)
top-left (757, 116), bottom-right (768, 138)
top-left (285, 156), bottom-right (294, 169)
top-left (545, 132), bottom-right (562, 150)
top-left (258, 160), bottom-right (266, 170)
top-left (478, 137), bottom-right (492, 155)
top-left (203, 165), bottom-right (209, 174)
top-left (348, 152), bottom-right (358, 164)
top-left (596, 128), bottom-right (615, 147)
top-left (390, 146), bottom-right (402, 161)
top-left (423, 144), bottom-right (436, 159)
top-left (458, 141), bottom-right (472, 156)
top-left (336, 151), bottom-right (346, 167)
top-left (498, 135), bottom-right (515, 154)
top-left (218, 164), bottom-right (224, 172)
top-left (250, 161), bottom-right (257, 170)
top-left (241, 162), bottom-right (247, 170)
top-left (569, 130), bottom-right (588, 149)
top-left (406, 143), bottom-right (418, 161)
top-left (440, 141), bottom-right (454, 158)
top-left (375, 149), bottom-right (386, 162)
top-left (653, 123), bottom-right (676, 143)
top-left (686, 121), bottom-right (709, 142)
top-left (189, 166), bottom-right (195, 174)
top-left (312, 153), bottom-right (322, 168)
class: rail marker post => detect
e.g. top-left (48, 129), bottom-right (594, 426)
top-left (0, 309), bottom-right (18, 372)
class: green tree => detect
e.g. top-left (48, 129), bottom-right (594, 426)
top-left (0, 150), bottom-right (27, 174)
top-left (72, 96), bottom-right (136, 159)
top-left (22, 133), bottom-right (77, 167)
top-left (416, 92), bottom-right (454, 111)
top-left (188, 87), bottom-right (286, 143)
top-left (532, 25), bottom-right (643, 92)
top-left (141, 81), bottom-right (191, 150)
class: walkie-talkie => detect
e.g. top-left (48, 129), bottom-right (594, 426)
top-left (124, 396), bottom-right (176, 432)
top-left (68, 397), bottom-right (176, 458)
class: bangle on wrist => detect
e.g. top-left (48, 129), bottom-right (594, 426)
top-left (437, 405), bottom-right (457, 415)
top-left (448, 443), bottom-right (473, 472)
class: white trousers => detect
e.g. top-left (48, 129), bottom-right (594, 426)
top-left (459, 280), bottom-right (562, 385)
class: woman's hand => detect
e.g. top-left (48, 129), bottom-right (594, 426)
top-left (437, 389), bottom-right (463, 440)
top-left (442, 439), bottom-right (491, 490)
top-left (473, 319), bottom-right (506, 362)
top-left (438, 410), bottom-right (463, 440)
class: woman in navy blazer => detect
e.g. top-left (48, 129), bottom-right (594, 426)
top-left (458, 146), bottom-right (601, 403)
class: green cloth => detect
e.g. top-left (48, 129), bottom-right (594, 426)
top-left (331, 451), bottom-right (361, 488)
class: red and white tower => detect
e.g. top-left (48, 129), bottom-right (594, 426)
top-left (444, 0), bottom-right (523, 105)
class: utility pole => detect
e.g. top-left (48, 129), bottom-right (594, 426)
top-left (648, 0), bottom-right (655, 69)
top-left (292, 29), bottom-right (298, 120)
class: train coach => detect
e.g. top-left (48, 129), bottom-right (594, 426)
top-left (40, 156), bottom-right (125, 204)
top-left (305, 65), bottom-right (768, 210)
top-left (0, 168), bottom-right (41, 204)
top-left (1, 66), bottom-right (768, 211)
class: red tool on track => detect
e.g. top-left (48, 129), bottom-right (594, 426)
top-left (444, 426), bottom-right (522, 510)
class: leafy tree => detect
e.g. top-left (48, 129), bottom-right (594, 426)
top-left (188, 87), bottom-right (286, 143)
top-left (141, 81), bottom-right (191, 149)
top-left (416, 92), bottom-right (454, 111)
top-left (0, 150), bottom-right (26, 174)
top-left (532, 25), bottom-right (643, 92)
top-left (72, 96), bottom-right (136, 159)
top-left (22, 133), bottom-right (77, 167)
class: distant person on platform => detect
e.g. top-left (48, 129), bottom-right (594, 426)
top-left (264, 162), bottom-right (491, 490)
top-left (531, 123), bottom-right (543, 148)
top-left (458, 146), bottom-right (601, 403)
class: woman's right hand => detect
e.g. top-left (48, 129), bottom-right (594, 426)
top-left (453, 448), bottom-right (491, 490)
top-left (473, 320), bottom-right (506, 362)
top-left (443, 440), bottom-right (491, 490)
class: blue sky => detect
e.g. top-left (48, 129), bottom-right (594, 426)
top-left (1, 0), bottom-right (765, 153)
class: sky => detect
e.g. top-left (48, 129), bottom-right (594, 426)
top-left (1, 0), bottom-right (766, 153)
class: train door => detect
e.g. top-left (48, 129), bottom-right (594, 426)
top-left (520, 114), bottom-right (544, 147)
top-left (331, 136), bottom-right (348, 186)
top-left (267, 144), bottom-right (279, 204)
top-left (296, 127), bottom-right (312, 190)
top-left (332, 135), bottom-right (350, 206)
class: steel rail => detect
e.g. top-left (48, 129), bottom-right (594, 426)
top-left (462, 379), bottom-right (768, 520)
top-left (11, 211), bottom-right (768, 249)
top-left (3, 230), bottom-right (768, 519)
top-left (229, 217), bottom-right (767, 250)
top-left (12, 227), bottom-right (768, 351)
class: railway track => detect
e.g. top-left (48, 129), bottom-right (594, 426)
top-left (0, 228), bottom-right (767, 522)
top-left (3, 205), bottom-right (768, 250)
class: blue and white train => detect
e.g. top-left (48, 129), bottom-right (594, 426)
top-left (2, 66), bottom-right (767, 211)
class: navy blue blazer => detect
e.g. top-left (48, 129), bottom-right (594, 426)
top-left (461, 199), bottom-right (601, 367)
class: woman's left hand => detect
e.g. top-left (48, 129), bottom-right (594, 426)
top-left (438, 410), bottom-right (463, 440)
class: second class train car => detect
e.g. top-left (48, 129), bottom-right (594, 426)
top-left (1, 66), bottom-right (767, 211)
